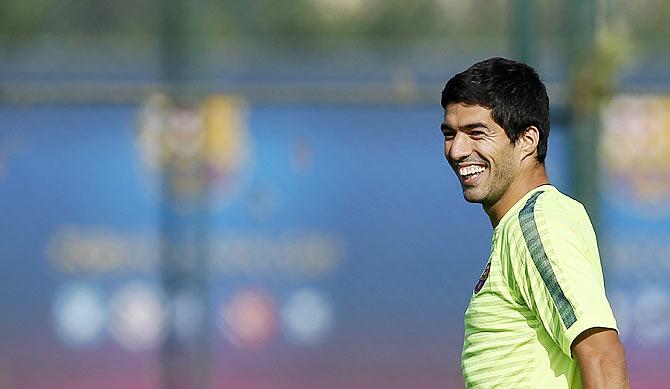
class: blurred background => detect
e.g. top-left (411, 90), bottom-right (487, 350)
top-left (1, 0), bottom-right (670, 388)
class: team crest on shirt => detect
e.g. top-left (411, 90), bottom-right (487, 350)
top-left (474, 262), bottom-right (491, 294)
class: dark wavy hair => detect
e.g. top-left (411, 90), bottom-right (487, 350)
top-left (441, 57), bottom-right (550, 164)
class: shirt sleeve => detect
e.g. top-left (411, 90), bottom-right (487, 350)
top-left (510, 195), bottom-right (618, 357)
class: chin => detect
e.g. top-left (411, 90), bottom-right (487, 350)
top-left (462, 189), bottom-right (485, 204)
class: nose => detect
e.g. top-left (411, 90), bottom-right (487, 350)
top-left (446, 132), bottom-right (472, 162)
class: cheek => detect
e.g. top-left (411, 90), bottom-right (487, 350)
top-left (483, 142), bottom-right (514, 164)
top-left (474, 143), bottom-right (499, 163)
top-left (493, 150), bottom-right (519, 179)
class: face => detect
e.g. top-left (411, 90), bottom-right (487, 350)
top-left (441, 103), bottom-right (520, 206)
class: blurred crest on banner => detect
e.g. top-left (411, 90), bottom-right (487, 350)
top-left (601, 95), bottom-right (670, 217)
top-left (136, 93), bottom-right (252, 211)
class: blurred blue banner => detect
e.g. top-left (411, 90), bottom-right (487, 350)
top-left (2, 99), bottom-right (667, 388)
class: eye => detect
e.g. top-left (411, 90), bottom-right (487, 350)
top-left (470, 130), bottom-right (485, 138)
top-left (442, 131), bottom-right (456, 140)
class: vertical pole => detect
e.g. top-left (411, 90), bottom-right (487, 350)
top-left (158, 1), bottom-right (211, 388)
top-left (160, 0), bottom-right (190, 85)
top-left (513, 0), bottom-right (536, 66)
top-left (563, 0), bottom-right (600, 232)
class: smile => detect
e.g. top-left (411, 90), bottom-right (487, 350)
top-left (458, 165), bottom-right (486, 184)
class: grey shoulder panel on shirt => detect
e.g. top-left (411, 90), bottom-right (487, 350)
top-left (518, 191), bottom-right (577, 329)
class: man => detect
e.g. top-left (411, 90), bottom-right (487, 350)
top-left (440, 57), bottom-right (629, 388)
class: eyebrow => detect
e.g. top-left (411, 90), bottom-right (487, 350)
top-left (440, 122), bottom-right (489, 133)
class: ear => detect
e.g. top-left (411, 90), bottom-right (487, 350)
top-left (518, 126), bottom-right (540, 161)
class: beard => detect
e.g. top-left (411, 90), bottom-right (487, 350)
top-left (461, 156), bottom-right (516, 207)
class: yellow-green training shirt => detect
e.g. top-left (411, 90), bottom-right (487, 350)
top-left (461, 185), bottom-right (617, 388)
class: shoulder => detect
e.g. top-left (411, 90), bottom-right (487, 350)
top-left (521, 188), bottom-right (601, 270)
top-left (534, 189), bottom-right (593, 239)
top-left (497, 188), bottom-right (586, 240)
top-left (534, 188), bottom-right (587, 216)
top-left (502, 187), bottom-right (596, 264)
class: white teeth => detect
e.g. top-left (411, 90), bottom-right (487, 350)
top-left (459, 166), bottom-right (486, 176)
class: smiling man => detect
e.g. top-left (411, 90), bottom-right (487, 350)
top-left (441, 58), bottom-right (629, 389)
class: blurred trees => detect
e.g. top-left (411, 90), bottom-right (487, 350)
top-left (0, 0), bottom-right (509, 47)
top-left (1, 0), bottom-right (669, 47)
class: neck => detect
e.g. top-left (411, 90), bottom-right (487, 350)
top-left (484, 166), bottom-right (549, 227)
